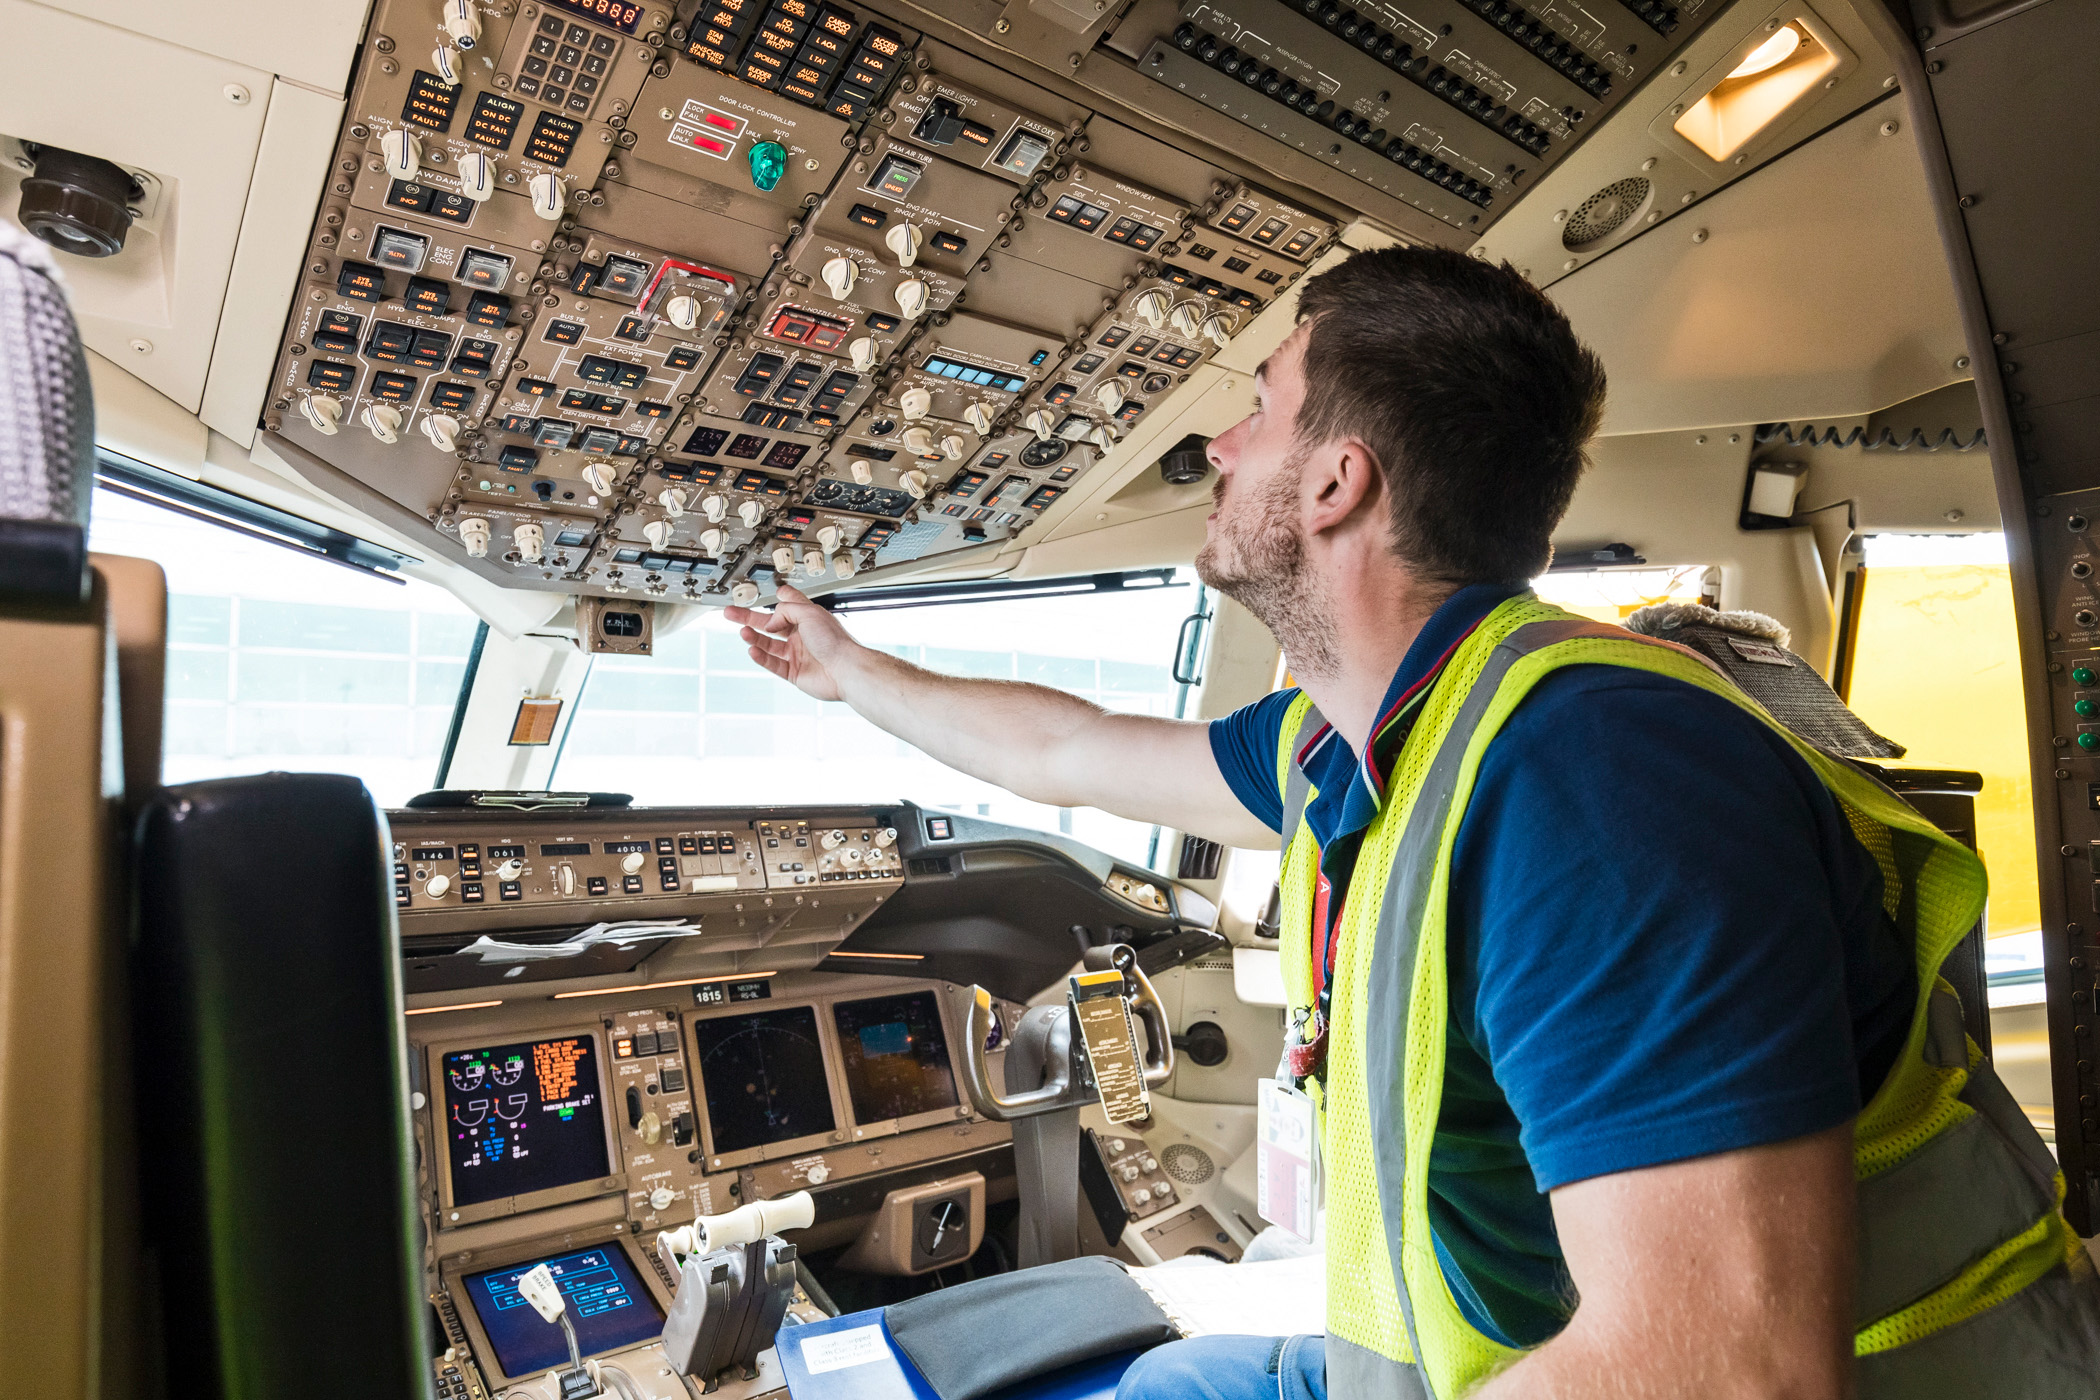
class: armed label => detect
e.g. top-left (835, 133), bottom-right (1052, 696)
top-left (1071, 968), bottom-right (1151, 1124)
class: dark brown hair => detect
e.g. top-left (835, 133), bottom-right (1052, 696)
top-left (1292, 246), bottom-right (1607, 583)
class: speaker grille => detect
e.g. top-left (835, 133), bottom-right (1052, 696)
top-left (1162, 1142), bottom-right (1216, 1185)
top-left (1563, 177), bottom-right (1651, 249)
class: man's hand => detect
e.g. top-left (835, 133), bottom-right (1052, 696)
top-left (1472, 1123), bottom-right (1855, 1400)
top-left (725, 585), bottom-right (857, 702)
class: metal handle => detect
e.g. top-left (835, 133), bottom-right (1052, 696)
top-left (1172, 606), bottom-right (1212, 686)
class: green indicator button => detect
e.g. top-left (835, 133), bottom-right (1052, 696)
top-left (2075, 666), bottom-right (2097, 686)
top-left (748, 140), bottom-right (787, 192)
top-left (2079, 733), bottom-right (2100, 751)
top-left (2079, 700), bottom-right (2098, 718)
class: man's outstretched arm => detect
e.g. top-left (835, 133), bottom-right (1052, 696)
top-left (724, 586), bottom-right (1278, 850)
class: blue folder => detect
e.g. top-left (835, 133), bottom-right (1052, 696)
top-left (776, 1308), bottom-right (1136, 1400)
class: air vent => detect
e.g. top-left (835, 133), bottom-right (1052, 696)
top-left (1162, 1142), bottom-right (1216, 1185)
top-left (908, 856), bottom-right (953, 876)
top-left (1562, 177), bottom-right (1652, 251)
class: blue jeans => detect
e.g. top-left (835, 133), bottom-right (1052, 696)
top-left (1115, 1335), bottom-right (1326, 1400)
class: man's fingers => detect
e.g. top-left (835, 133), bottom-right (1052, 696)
top-left (740, 624), bottom-right (791, 659)
top-left (748, 646), bottom-right (791, 679)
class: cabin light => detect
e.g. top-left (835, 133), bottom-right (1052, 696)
top-left (550, 971), bottom-right (779, 1000)
top-left (405, 999), bottom-right (505, 1015)
top-left (1673, 20), bottom-right (1841, 164)
top-left (1727, 25), bottom-right (1804, 79)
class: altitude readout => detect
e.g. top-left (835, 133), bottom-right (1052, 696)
top-left (833, 990), bottom-right (959, 1123)
top-left (467, 92), bottom-right (523, 150)
top-left (443, 1035), bottom-right (610, 1207)
top-left (689, 1006), bottom-right (836, 1153)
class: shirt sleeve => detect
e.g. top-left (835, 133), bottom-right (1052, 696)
top-left (1447, 667), bottom-right (1906, 1193)
top-left (1206, 688), bottom-right (1302, 834)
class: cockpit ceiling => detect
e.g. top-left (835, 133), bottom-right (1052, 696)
top-left (0, 0), bottom-right (1961, 610)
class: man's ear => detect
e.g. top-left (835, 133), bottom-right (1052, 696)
top-left (1304, 438), bottom-right (1383, 536)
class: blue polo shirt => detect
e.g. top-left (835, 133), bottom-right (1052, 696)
top-left (1210, 583), bottom-right (1913, 1347)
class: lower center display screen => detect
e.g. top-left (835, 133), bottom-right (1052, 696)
top-left (833, 990), bottom-right (960, 1123)
top-left (463, 1245), bottom-right (664, 1378)
top-left (689, 1005), bottom-right (836, 1154)
top-left (443, 1035), bottom-right (609, 1207)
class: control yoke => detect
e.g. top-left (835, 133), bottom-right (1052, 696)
top-left (958, 945), bottom-right (1174, 1269)
top-left (959, 943), bottom-right (1174, 1121)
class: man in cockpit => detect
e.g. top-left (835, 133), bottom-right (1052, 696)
top-left (728, 245), bottom-right (2099, 1399)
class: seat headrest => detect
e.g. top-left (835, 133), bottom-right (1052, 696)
top-left (0, 219), bottom-right (95, 602)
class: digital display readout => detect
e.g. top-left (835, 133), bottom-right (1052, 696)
top-left (487, 845), bottom-right (525, 860)
top-left (525, 111), bottom-right (582, 167)
top-left (466, 92), bottom-right (522, 150)
top-left (442, 1036), bottom-right (609, 1207)
top-left (464, 1247), bottom-right (664, 1379)
top-left (402, 70), bottom-right (459, 132)
top-left (833, 990), bottom-right (960, 1123)
top-left (540, 842), bottom-right (591, 856)
top-left (603, 840), bottom-right (651, 854)
top-left (411, 846), bottom-right (456, 862)
top-left (544, 0), bottom-right (646, 33)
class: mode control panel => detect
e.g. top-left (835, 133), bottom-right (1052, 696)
top-left (393, 825), bottom-right (768, 910)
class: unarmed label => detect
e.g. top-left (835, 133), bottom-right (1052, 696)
top-left (1726, 637), bottom-right (1793, 666)
top-left (1070, 969), bottom-right (1150, 1124)
top-left (1257, 1080), bottom-right (1316, 1241)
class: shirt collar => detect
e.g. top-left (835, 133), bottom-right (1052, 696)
top-left (1300, 581), bottom-right (1530, 855)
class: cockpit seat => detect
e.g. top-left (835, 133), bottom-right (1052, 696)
top-left (132, 773), bottom-right (431, 1398)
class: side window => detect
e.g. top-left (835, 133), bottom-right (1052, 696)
top-left (1843, 534), bottom-right (2037, 944)
top-left (1531, 563), bottom-right (1713, 620)
top-left (88, 486), bottom-right (482, 805)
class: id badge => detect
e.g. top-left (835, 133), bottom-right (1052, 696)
top-left (1256, 1079), bottom-right (1318, 1242)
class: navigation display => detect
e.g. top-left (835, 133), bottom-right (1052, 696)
top-left (689, 1006), bottom-right (836, 1154)
top-left (463, 1245), bottom-right (664, 1378)
top-left (833, 990), bottom-right (960, 1123)
top-left (442, 1035), bottom-right (610, 1207)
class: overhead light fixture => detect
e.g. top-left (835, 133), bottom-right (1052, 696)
top-left (1672, 17), bottom-right (1843, 164)
top-left (1727, 25), bottom-right (1804, 79)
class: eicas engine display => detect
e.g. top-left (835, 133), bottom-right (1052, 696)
top-left (256, 0), bottom-right (1715, 606)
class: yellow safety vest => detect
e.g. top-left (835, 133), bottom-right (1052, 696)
top-left (1274, 595), bottom-right (2100, 1398)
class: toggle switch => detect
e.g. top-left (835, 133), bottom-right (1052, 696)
top-left (363, 403), bottom-right (404, 444)
top-left (821, 256), bottom-right (858, 299)
top-left (513, 521), bottom-right (544, 562)
top-left (301, 394), bottom-right (343, 436)
top-left (458, 517), bottom-right (491, 558)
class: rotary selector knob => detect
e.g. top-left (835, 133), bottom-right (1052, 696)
top-left (495, 858), bottom-right (524, 880)
top-left (884, 222), bottom-right (924, 267)
top-left (963, 401), bottom-right (994, 435)
top-left (772, 545), bottom-right (797, 576)
top-left (817, 525), bottom-right (842, 553)
top-left (1108, 1139), bottom-right (1127, 1153)
top-left (939, 434), bottom-right (966, 460)
top-left (803, 548), bottom-right (827, 576)
top-left (381, 127), bottom-right (421, 181)
top-left (1202, 314), bottom-right (1234, 349)
top-left (1119, 1165), bottom-right (1140, 1182)
top-left (659, 487), bottom-right (690, 517)
top-left (622, 852), bottom-right (646, 874)
top-left (902, 426), bottom-right (936, 456)
top-left (840, 846), bottom-right (863, 866)
top-left (649, 1187), bottom-right (675, 1212)
top-left (582, 462), bottom-right (616, 495)
top-left (421, 413), bottom-right (461, 453)
top-left (738, 499), bottom-right (765, 528)
top-left (821, 829), bottom-right (844, 849)
top-left (702, 493), bottom-right (729, 522)
top-left (698, 527), bottom-right (725, 556)
top-left (1151, 1182), bottom-right (1173, 1200)
top-left (1169, 301), bottom-right (1203, 337)
top-left (363, 403), bottom-right (404, 444)
top-left (666, 295), bottom-right (701, 330)
top-left (1140, 1156), bottom-right (1158, 1172)
top-left (821, 256), bottom-right (858, 299)
top-left (642, 520), bottom-right (674, 551)
top-left (850, 460), bottom-right (875, 485)
top-left (301, 394), bottom-right (343, 436)
top-left (431, 43), bottom-right (463, 87)
top-left (1128, 1189), bottom-right (1150, 1209)
top-left (1133, 289), bottom-right (1171, 328)
top-left (899, 387), bottom-right (932, 421)
top-left (806, 1161), bottom-right (831, 1185)
top-left (898, 469), bottom-right (931, 499)
top-left (875, 827), bottom-right (897, 847)
top-left (442, 0), bottom-right (481, 47)
top-left (1094, 381), bottom-right (1125, 415)
top-left (458, 517), bottom-right (491, 558)
top-left (458, 149), bottom-right (495, 201)
top-left (730, 581), bottom-right (761, 607)
top-left (513, 521), bottom-right (544, 563)
top-left (529, 171), bottom-right (566, 221)
top-left (425, 875), bottom-right (452, 898)
top-left (1025, 408), bottom-right (1057, 442)
top-left (834, 553), bottom-right (859, 580)
top-left (1087, 425), bottom-right (1117, 453)
top-left (848, 336), bottom-right (877, 371)
top-left (894, 278), bottom-right (929, 320)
